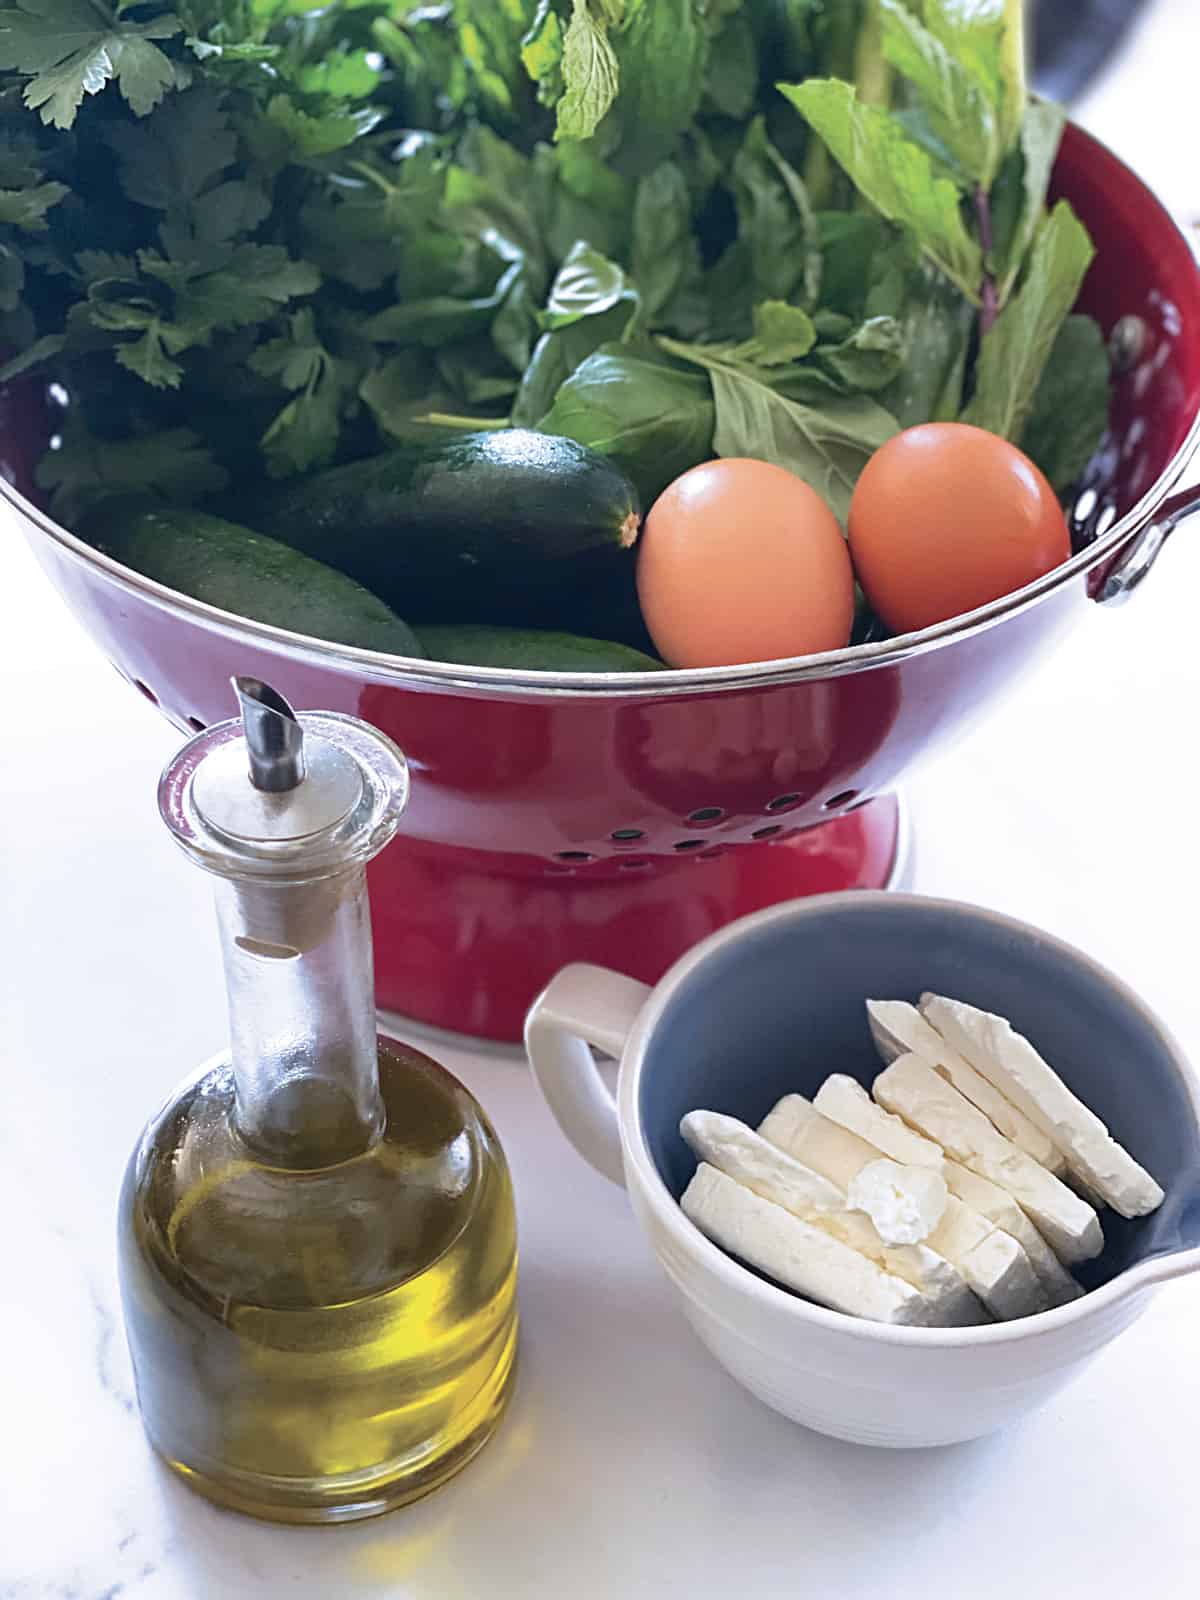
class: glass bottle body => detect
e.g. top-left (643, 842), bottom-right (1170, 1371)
top-left (118, 1036), bottom-right (519, 1522)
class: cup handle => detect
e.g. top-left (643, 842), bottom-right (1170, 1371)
top-left (524, 963), bottom-right (653, 1188)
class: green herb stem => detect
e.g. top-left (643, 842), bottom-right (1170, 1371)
top-left (975, 183), bottom-right (999, 336)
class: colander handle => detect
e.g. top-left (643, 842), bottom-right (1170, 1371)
top-left (1094, 481), bottom-right (1200, 604)
top-left (524, 964), bottom-right (652, 1188)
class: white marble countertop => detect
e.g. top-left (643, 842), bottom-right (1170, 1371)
top-left (6, 7), bottom-right (1200, 1595)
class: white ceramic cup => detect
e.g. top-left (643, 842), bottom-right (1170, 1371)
top-left (525, 893), bottom-right (1200, 1448)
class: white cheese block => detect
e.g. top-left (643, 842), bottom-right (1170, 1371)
top-left (845, 1158), bottom-right (948, 1246)
top-left (873, 1054), bottom-right (1104, 1263)
top-left (814, 1074), bottom-right (945, 1169)
top-left (680, 1163), bottom-right (941, 1325)
top-left (759, 1095), bottom-right (1044, 1318)
top-left (944, 1161), bottom-right (1084, 1306)
top-left (867, 999), bottom-right (1066, 1173)
top-left (920, 993), bottom-right (1165, 1219)
top-left (681, 1111), bottom-right (984, 1324)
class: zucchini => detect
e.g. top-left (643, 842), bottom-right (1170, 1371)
top-left (417, 625), bottom-right (664, 672)
top-left (242, 429), bottom-right (642, 627)
top-left (88, 505), bottom-right (425, 658)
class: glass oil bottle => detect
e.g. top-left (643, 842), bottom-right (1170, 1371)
top-left (118, 680), bottom-right (518, 1522)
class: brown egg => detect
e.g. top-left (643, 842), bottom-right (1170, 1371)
top-left (848, 422), bottom-right (1071, 635)
top-left (636, 458), bottom-right (855, 668)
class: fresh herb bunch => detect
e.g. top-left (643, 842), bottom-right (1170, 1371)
top-left (0, 0), bottom-right (1109, 526)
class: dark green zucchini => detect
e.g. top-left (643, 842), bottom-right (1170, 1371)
top-left (240, 429), bottom-right (642, 627)
top-left (416, 624), bottom-right (664, 672)
top-left (87, 505), bottom-right (425, 657)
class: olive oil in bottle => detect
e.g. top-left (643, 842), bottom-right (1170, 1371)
top-left (118, 680), bottom-right (518, 1523)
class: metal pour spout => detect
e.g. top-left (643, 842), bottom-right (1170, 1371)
top-left (234, 677), bottom-right (306, 793)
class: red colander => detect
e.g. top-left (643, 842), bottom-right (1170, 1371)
top-left (10, 123), bottom-right (1200, 1042)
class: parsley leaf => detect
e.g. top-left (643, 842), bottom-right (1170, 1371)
top-left (0, 0), bottom-right (182, 129)
top-left (249, 307), bottom-right (351, 475)
top-left (36, 418), bottom-right (228, 521)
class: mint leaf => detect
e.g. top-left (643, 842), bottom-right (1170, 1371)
top-left (1019, 313), bottom-right (1110, 493)
top-left (540, 240), bottom-right (627, 331)
top-left (923, 0), bottom-right (1025, 162)
top-left (779, 78), bottom-right (982, 300)
top-left (0, 0), bottom-right (182, 129)
top-left (878, 0), bottom-right (999, 186)
top-left (556, 0), bottom-right (619, 142)
top-left (996, 98), bottom-right (1065, 300)
top-left (962, 199), bottom-right (1095, 441)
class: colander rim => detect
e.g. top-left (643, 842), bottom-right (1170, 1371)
top-left (8, 120), bottom-right (1200, 702)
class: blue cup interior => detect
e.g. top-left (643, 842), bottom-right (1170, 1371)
top-left (641, 896), bottom-right (1200, 1291)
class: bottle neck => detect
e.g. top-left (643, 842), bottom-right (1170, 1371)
top-left (212, 862), bottom-right (384, 1167)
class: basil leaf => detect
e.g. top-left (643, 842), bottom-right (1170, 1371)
top-left (779, 78), bottom-right (983, 300)
top-left (878, 0), bottom-right (1000, 187)
top-left (817, 211), bottom-right (891, 318)
top-left (594, 0), bottom-right (709, 178)
top-left (632, 160), bottom-right (695, 324)
top-left (962, 199), bottom-right (1095, 441)
top-left (660, 334), bottom-right (898, 523)
top-left (539, 239), bottom-right (627, 330)
top-left (511, 292), bottom-right (637, 425)
top-left (539, 341), bottom-right (715, 503)
top-left (731, 116), bottom-right (821, 309)
top-left (1019, 313), bottom-right (1110, 493)
top-left (704, 9), bottom-right (758, 121)
top-left (752, 300), bottom-right (817, 362)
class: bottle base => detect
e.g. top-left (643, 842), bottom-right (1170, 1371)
top-left (151, 1323), bottom-right (518, 1525)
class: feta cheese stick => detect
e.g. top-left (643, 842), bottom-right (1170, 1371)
top-left (759, 1095), bottom-right (1045, 1319)
top-left (944, 1161), bottom-right (1084, 1306)
top-left (681, 1112), bottom-right (984, 1324)
top-left (681, 1164), bottom-right (941, 1326)
top-left (867, 1000), bottom-right (1065, 1173)
top-left (873, 1055), bottom-right (1104, 1263)
top-left (920, 994), bottom-right (1165, 1218)
top-left (813, 1074), bottom-right (945, 1170)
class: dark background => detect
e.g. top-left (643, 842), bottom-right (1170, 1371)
top-left (1032, 0), bottom-right (1155, 102)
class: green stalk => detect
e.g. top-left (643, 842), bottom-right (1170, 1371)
top-left (853, 0), bottom-right (891, 109)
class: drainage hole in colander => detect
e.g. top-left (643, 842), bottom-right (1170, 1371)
top-left (765, 792), bottom-right (801, 813)
top-left (752, 824), bottom-right (783, 840)
top-left (186, 716), bottom-right (206, 733)
top-left (554, 850), bottom-right (595, 863)
top-left (673, 839), bottom-right (707, 852)
top-left (698, 845), bottom-right (725, 860)
top-left (133, 678), bottom-right (159, 706)
top-left (823, 789), bottom-right (860, 811)
top-left (610, 827), bottom-right (645, 843)
top-left (686, 806), bottom-right (725, 825)
top-left (619, 858), bottom-right (653, 872)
